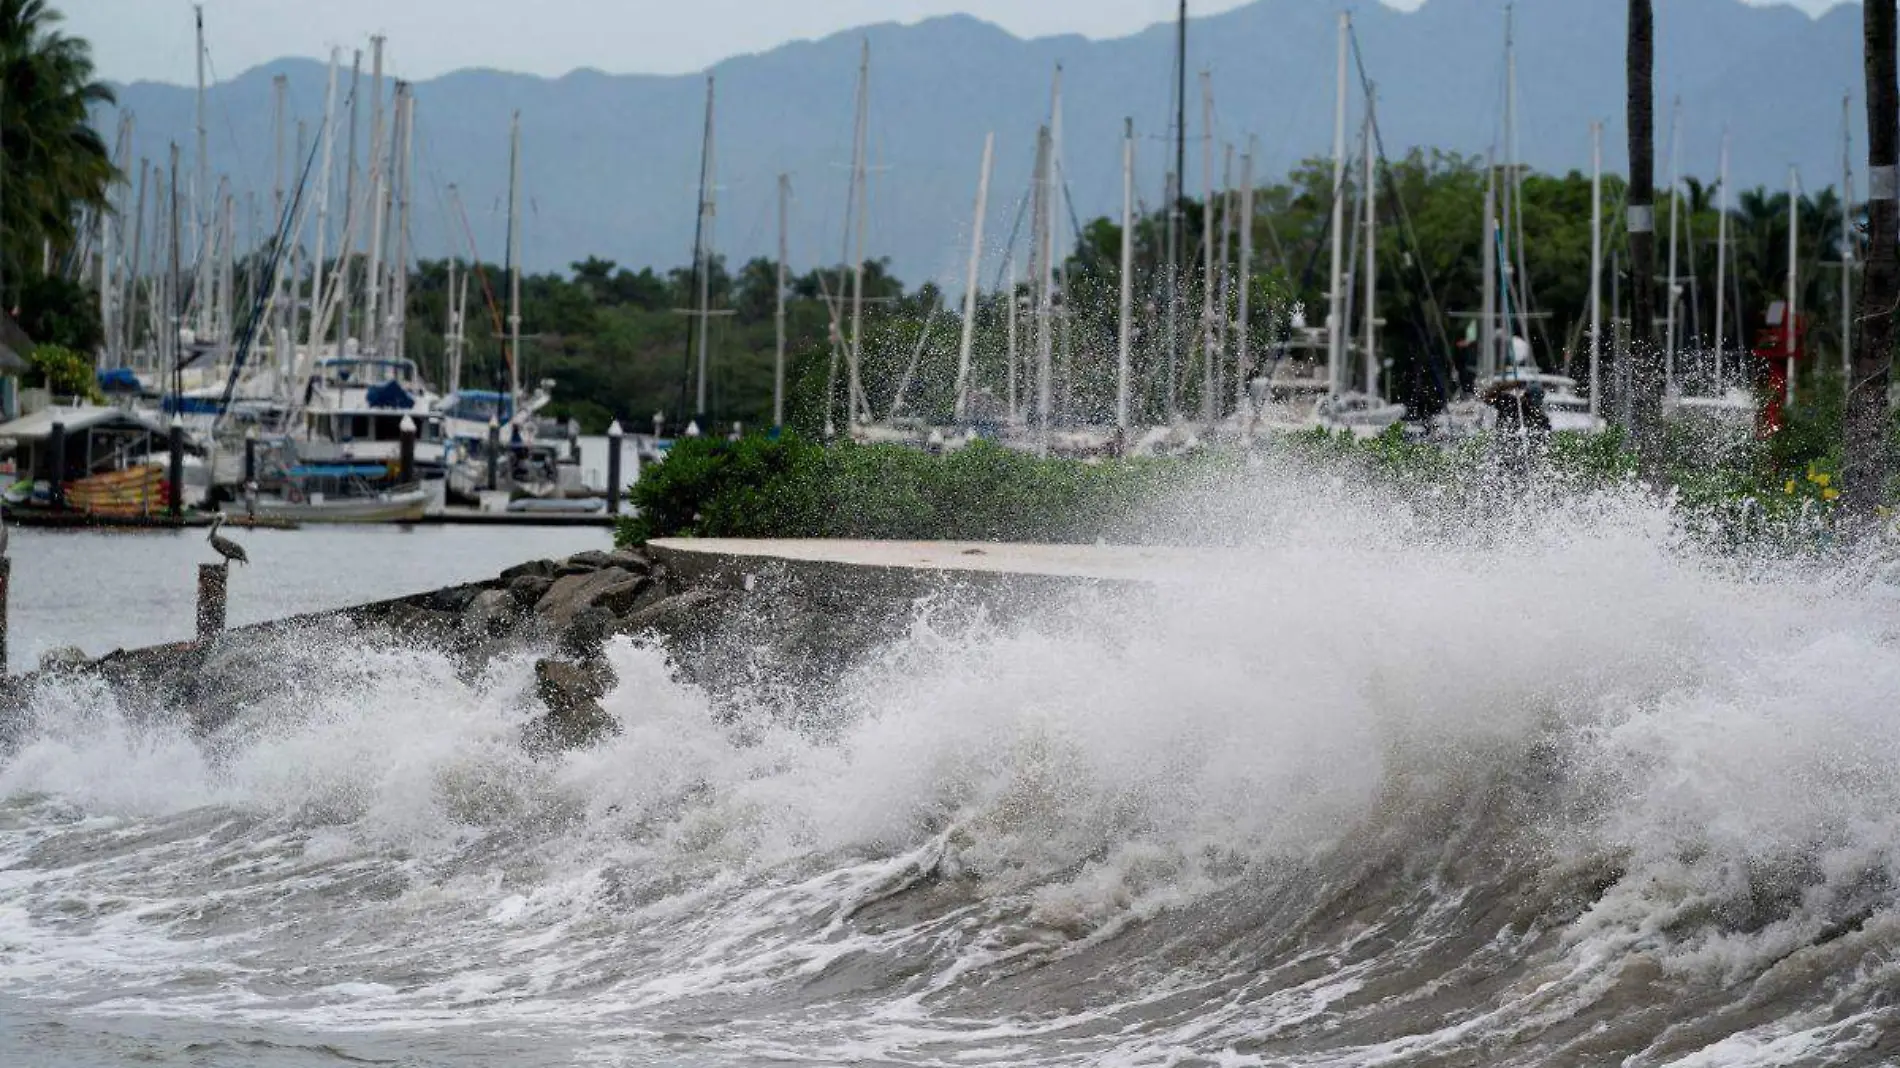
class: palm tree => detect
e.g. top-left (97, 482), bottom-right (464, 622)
top-left (1626, 0), bottom-right (1657, 436)
top-left (1847, 0), bottom-right (1896, 520)
top-left (0, 0), bottom-right (115, 307)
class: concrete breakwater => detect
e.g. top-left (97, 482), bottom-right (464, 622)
top-left (0, 539), bottom-right (1137, 753)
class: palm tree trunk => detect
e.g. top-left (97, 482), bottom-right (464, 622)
top-left (1626, 0), bottom-right (1658, 435)
top-left (1847, 0), bottom-right (1896, 521)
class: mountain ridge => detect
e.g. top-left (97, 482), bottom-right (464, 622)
top-left (97, 0), bottom-right (1870, 285)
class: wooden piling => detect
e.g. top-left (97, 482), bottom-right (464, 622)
top-left (168, 418), bottom-right (185, 518)
top-left (197, 563), bottom-right (227, 640)
top-left (606, 420), bottom-right (624, 515)
top-left (0, 557), bottom-right (11, 673)
top-left (398, 414), bottom-right (417, 485)
top-left (48, 423), bottom-right (66, 511)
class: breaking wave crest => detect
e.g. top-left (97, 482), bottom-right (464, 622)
top-left (3, 470), bottom-right (1899, 1066)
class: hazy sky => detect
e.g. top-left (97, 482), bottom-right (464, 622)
top-left (73, 0), bottom-right (1852, 85)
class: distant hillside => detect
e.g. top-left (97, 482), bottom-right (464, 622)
top-left (100, 0), bottom-right (1863, 286)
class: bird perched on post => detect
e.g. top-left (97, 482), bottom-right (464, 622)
top-left (207, 514), bottom-right (249, 567)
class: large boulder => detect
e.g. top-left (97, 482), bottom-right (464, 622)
top-left (536, 568), bottom-right (652, 628)
top-left (36, 647), bottom-right (91, 674)
top-left (370, 602), bottom-right (462, 646)
top-left (508, 574), bottom-right (556, 607)
top-left (500, 559), bottom-right (556, 582)
top-left (462, 589), bottom-right (523, 638)
top-left (603, 549), bottom-right (654, 576)
top-left (522, 657), bottom-right (620, 752)
top-left (558, 549), bottom-right (619, 574)
top-left (556, 606), bottom-right (618, 659)
top-left (420, 584), bottom-right (486, 614)
top-left (615, 587), bottom-right (739, 646)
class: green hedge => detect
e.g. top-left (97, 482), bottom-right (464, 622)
top-left (617, 435), bottom-right (1187, 545)
top-left (617, 422), bottom-right (1894, 549)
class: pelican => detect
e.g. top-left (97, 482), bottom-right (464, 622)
top-left (207, 514), bottom-right (249, 567)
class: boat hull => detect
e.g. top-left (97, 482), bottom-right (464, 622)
top-left (237, 488), bottom-right (430, 524)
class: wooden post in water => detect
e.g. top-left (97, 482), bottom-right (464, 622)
top-left (243, 424), bottom-right (259, 486)
top-left (398, 414), bottom-right (417, 485)
top-left (167, 416), bottom-right (185, 518)
top-left (606, 420), bottom-right (624, 515)
top-left (197, 563), bottom-right (227, 640)
top-left (0, 556), bottom-right (11, 674)
top-left (48, 423), bottom-right (66, 511)
top-left (485, 415), bottom-right (500, 492)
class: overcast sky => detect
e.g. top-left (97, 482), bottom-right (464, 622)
top-left (72, 0), bottom-right (1851, 85)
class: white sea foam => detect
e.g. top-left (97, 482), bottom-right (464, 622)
top-left (1, 466), bottom-right (1895, 1064)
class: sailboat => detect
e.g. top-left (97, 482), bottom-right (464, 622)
top-left (1439, 9), bottom-right (1604, 439)
top-left (1659, 126), bottom-right (1760, 429)
top-left (1310, 13), bottom-right (1404, 439)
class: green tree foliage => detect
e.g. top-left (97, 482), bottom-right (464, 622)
top-left (15, 271), bottom-right (98, 350)
top-left (25, 341), bottom-right (100, 401)
top-left (617, 434), bottom-right (1178, 545)
top-left (1, 0), bottom-right (115, 305)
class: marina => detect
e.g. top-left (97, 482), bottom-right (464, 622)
top-left (0, 0), bottom-right (1897, 1066)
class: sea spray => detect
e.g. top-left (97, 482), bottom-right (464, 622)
top-left (1, 467), bottom-right (1896, 1066)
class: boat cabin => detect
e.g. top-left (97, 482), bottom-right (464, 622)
top-left (0, 405), bottom-right (178, 485)
top-left (303, 408), bottom-right (446, 447)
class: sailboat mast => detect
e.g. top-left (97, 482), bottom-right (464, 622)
top-left (1200, 71), bottom-right (1216, 423)
top-left (126, 159), bottom-right (148, 367)
top-left (1500, 3), bottom-right (1514, 365)
top-left (1591, 121), bottom-right (1604, 415)
top-left (445, 257), bottom-right (459, 395)
top-left (848, 40), bottom-right (870, 427)
top-left (954, 133), bottom-right (994, 425)
top-left (364, 37), bottom-right (388, 354)
top-left (1006, 257), bottom-right (1018, 424)
top-left (1715, 129), bottom-right (1729, 389)
top-left (1327, 11), bottom-right (1350, 396)
top-left (337, 50), bottom-right (361, 363)
top-left (696, 77), bottom-right (717, 420)
top-left (1167, 0), bottom-right (1186, 421)
top-left (1217, 143), bottom-right (1235, 403)
top-left (393, 86), bottom-right (414, 362)
top-left (287, 120), bottom-right (306, 381)
top-left (1664, 98), bottom-right (1681, 393)
top-left (169, 143), bottom-right (183, 404)
top-left (1787, 166), bottom-right (1799, 408)
top-left (775, 172), bottom-right (789, 430)
top-left (1035, 124), bottom-right (1054, 449)
top-left (1363, 90), bottom-right (1378, 396)
top-left (1118, 118), bottom-right (1135, 437)
top-left (271, 74), bottom-right (287, 346)
top-left (1481, 150), bottom-right (1497, 382)
top-left (307, 51), bottom-right (339, 356)
top-left (1841, 91), bottom-right (1854, 382)
top-left (1236, 140), bottom-right (1254, 415)
top-left (505, 111), bottom-right (522, 405)
top-left (194, 5), bottom-right (211, 338)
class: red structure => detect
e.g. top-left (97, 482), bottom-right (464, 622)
top-left (1751, 300), bottom-right (1808, 436)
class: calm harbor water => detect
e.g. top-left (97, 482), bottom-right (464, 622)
top-left (5, 523), bottom-right (613, 673)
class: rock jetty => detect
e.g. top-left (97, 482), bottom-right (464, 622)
top-left (0, 541), bottom-right (1036, 754)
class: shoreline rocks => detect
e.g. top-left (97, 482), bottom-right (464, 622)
top-left (1, 539), bottom-right (1090, 757)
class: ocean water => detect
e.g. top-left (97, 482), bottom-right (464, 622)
top-left (4, 524), bottom-right (613, 673)
top-left (1, 464), bottom-right (1898, 1066)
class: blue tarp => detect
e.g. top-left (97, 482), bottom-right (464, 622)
top-left (161, 394), bottom-right (226, 414)
top-left (365, 380), bottom-right (415, 409)
top-left (97, 368), bottom-right (143, 393)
